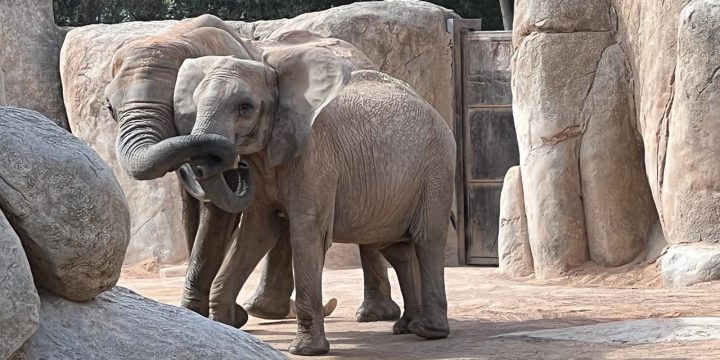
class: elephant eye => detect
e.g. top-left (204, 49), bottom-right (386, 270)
top-left (239, 102), bottom-right (254, 112)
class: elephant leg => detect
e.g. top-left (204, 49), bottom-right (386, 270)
top-left (242, 232), bottom-right (295, 320)
top-left (181, 170), bottom-right (241, 317)
top-left (178, 178), bottom-right (200, 255)
top-left (407, 199), bottom-right (450, 339)
top-left (355, 245), bottom-right (401, 322)
top-left (208, 207), bottom-right (281, 328)
top-left (287, 212), bottom-right (331, 356)
top-left (379, 240), bottom-right (422, 335)
top-left (181, 202), bottom-right (240, 317)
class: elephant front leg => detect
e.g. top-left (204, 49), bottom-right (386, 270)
top-left (288, 213), bottom-right (331, 356)
top-left (208, 208), bottom-right (282, 328)
top-left (181, 202), bottom-right (239, 317)
top-left (243, 233), bottom-right (294, 320)
top-left (355, 245), bottom-right (401, 322)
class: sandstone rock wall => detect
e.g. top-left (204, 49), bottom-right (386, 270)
top-left (0, 0), bottom-right (67, 128)
top-left (505, 0), bottom-right (720, 285)
top-left (61, 1), bottom-right (459, 267)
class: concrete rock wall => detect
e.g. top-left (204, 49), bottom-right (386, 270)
top-left (504, 0), bottom-right (720, 285)
top-left (0, 0), bottom-right (67, 128)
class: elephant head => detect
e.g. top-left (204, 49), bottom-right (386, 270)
top-left (104, 15), bottom-right (257, 189)
top-left (172, 45), bottom-right (352, 211)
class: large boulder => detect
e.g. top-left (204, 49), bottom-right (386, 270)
top-left (0, 107), bottom-right (130, 301)
top-left (61, 1), bottom-right (459, 267)
top-left (0, 0), bottom-right (67, 128)
top-left (661, 244), bottom-right (720, 287)
top-left (0, 211), bottom-right (40, 359)
top-left (12, 287), bottom-right (287, 360)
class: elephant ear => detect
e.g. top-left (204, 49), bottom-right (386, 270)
top-left (262, 45), bottom-right (351, 167)
top-left (173, 56), bottom-right (227, 135)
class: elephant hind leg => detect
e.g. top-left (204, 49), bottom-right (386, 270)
top-left (407, 193), bottom-right (451, 340)
top-left (379, 240), bottom-right (421, 335)
top-left (355, 245), bottom-right (401, 322)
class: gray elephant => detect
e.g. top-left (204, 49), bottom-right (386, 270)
top-left (104, 15), bottom-right (401, 326)
top-left (171, 47), bottom-right (455, 355)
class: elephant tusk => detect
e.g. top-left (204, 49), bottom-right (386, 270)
top-left (178, 163), bottom-right (211, 202)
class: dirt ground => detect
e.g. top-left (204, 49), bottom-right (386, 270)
top-left (119, 261), bottom-right (720, 359)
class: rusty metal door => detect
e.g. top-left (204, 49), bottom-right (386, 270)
top-left (451, 23), bottom-right (518, 265)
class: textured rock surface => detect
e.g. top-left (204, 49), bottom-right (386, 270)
top-left (497, 166), bottom-right (533, 277)
top-left (14, 287), bottom-right (287, 360)
top-left (662, 0), bottom-right (720, 245)
top-left (60, 21), bottom-right (187, 265)
top-left (512, 0), bottom-right (612, 45)
top-left (662, 244), bottom-right (720, 287)
top-left (0, 210), bottom-right (40, 359)
top-left (0, 0), bottom-right (67, 127)
top-left (61, 1), bottom-right (459, 267)
top-left (512, 31), bottom-right (612, 277)
top-left (0, 107), bottom-right (130, 301)
top-left (580, 44), bottom-right (656, 266)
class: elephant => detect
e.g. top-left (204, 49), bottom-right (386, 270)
top-left (171, 49), bottom-right (455, 355)
top-left (104, 15), bottom-right (401, 327)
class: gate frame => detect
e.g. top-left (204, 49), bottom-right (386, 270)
top-left (449, 19), bottom-right (483, 266)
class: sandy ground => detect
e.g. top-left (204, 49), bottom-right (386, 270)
top-left (119, 262), bottom-right (720, 359)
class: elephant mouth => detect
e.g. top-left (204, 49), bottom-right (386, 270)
top-left (177, 159), bottom-right (255, 213)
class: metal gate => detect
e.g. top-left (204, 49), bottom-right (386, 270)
top-left (450, 21), bottom-right (518, 265)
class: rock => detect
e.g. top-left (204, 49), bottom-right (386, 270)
top-left (15, 287), bottom-right (287, 360)
top-left (61, 1), bottom-right (459, 267)
top-left (512, 31), bottom-right (613, 277)
top-left (0, 210), bottom-right (40, 359)
top-left (497, 166), bottom-right (533, 277)
top-left (662, 0), bottom-right (720, 245)
top-left (580, 44), bottom-right (657, 266)
top-left (60, 21), bottom-right (187, 265)
top-left (661, 244), bottom-right (720, 287)
top-left (513, 0), bottom-right (612, 45)
top-left (0, 107), bottom-right (130, 301)
top-left (0, 0), bottom-right (67, 128)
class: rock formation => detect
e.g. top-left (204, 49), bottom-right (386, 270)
top-left (0, 107), bottom-right (284, 359)
top-left (60, 0), bottom-right (460, 267)
top-left (501, 0), bottom-right (720, 285)
top-left (0, 0), bottom-right (67, 128)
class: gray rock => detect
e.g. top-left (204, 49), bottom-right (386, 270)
top-left (661, 244), bottom-right (720, 287)
top-left (15, 286), bottom-right (287, 360)
top-left (0, 210), bottom-right (40, 359)
top-left (497, 166), bottom-right (533, 277)
top-left (580, 44), bottom-right (657, 267)
top-left (0, 107), bottom-right (130, 301)
top-left (513, 0), bottom-right (612, 46)
top-left (0, 0), bottom-right (67, 128)
top-left (662, 0), bottom-right (720, 245)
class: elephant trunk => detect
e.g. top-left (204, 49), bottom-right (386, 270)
top-left (116, 111), bottom-right (237, 180)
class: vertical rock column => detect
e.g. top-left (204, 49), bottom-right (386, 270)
top-left (0, 0), bottom-right (67, 128)
top-left (510, 0), bottom-right (656, 277)
top-left (498, 166), bottom-right (533, 276)
top-left (659, 0), bottom-right (720, 287)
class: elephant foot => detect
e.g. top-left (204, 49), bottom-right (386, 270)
top-left (209, 302), bottom-right (249, 328)
top-left (392, 315), bottom-right (413, 335)
top-left (408, 314), bottom-right (449, 340)
top-left (288, 323), bottom-right (330, 356)
top-left (180, 294), bottom-right (209, 317)
top-left (355, 298), bottom-right (401, 322)
top-left (243, 295), bottom-right (291, 320)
